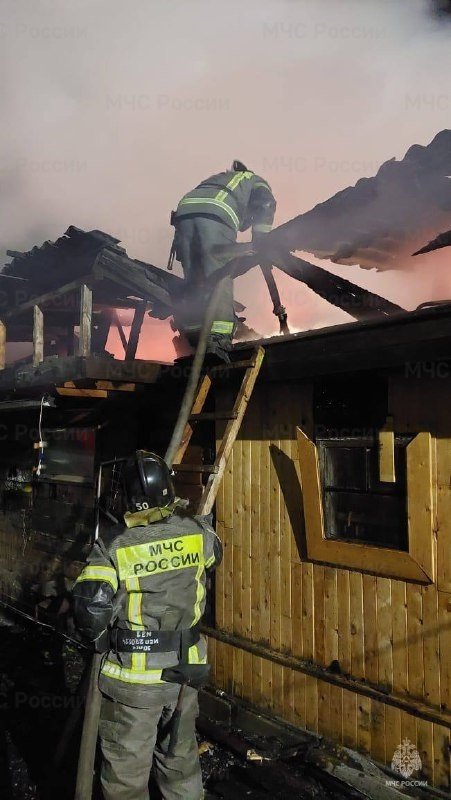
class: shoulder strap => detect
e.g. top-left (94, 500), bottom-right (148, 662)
top-left (193, 513), bottom-right (214, 534)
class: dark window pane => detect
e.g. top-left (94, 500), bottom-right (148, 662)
top-left (323, 490), bottom-right (408, 549)
top-left (320, 445), bottom-right (367, 491)
top-left (317, 436), bottom-right (409, 551)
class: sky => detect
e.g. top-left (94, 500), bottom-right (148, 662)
top-left (1, 0), bottom-right (451, 360)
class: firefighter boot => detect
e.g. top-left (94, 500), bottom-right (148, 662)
top-left (205, 333), bottom-right (232, 365)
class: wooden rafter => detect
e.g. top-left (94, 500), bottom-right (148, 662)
top-left (125, 301), bottom-right (148, 360)
top-left (32, 306), bottom-right (44, 366)
top-left (78, 285), bottom-right (93, 358)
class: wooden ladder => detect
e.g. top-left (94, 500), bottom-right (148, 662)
top-left (172, 346), bottom-right (264, 514)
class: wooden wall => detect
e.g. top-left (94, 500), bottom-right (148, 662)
top-left (209, 379), bottom-right (451, 791)
top-left (0, 483), bottom-right (92, 613)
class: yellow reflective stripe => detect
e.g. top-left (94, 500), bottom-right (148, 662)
top-left (125, 577), bottom-right (146, 672)
top-left (192, 564), bottom-right (205, 626)
top-left (211, 321), bottom-right (234, 335)
top-left (117, 534), bottom-right (205, 580)
top-left (125, 577), bottom-right (141, 629)
top-left (205, 555), bottom-right (215, 569)
top-left (215, 170), bottom-right (254, 201)
top-left (74, 566), bottom-right (118, 591)
top-left (191, 538), bottom-right (208, 625)
top-left (178, 197), bottom-right (239, 228)
top-left (101, 660), bottom-right (164, 685)
top-left (228, 170), bottom-right (254, 189)
top-left (189, 643), bottom-right (200, 664)
top-left (133, 651), bottom-right (146, 671)
top-left (101, 650), bottom-right (206, 683)
top-left (215, 172), bottom-right (241, 200)
top-left (253, 223), bottom-right (273, 233)
top-left (188, 642), bottom-right (207, 665)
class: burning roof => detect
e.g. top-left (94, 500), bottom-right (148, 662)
top-left (269, 129), bottom-right (451, 271)
top-left (2, 225), bottom-right (182, 314)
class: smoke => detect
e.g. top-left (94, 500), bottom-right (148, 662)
top-left (1, 0), bottom-right (451, 360)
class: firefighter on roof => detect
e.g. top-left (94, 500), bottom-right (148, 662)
top-left (171, 160), bottom-right (276, 362)
top-left (72, 451), bottom-right (222, 800)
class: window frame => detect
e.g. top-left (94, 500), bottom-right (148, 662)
top-left (316, 434), bottom-right (409, 551)
top-left (296, 427), bottom-right (435, 583)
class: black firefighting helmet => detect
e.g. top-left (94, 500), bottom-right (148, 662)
top-left (247, 184), bottom-right (276, 220)
top-left (240, 184), bottom-right (276, 232)
top-left (123, 450), bottom-right (175, 512)
top-left (232, 159), bottom-right (248, 172)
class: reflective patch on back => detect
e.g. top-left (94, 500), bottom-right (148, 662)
top-left (116, 534), bottom-right (204, 580)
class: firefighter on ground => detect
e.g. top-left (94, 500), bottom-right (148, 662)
top-left (72, 451), bottom-right (222, 800)
top-left (171, 160), bottom-right (276, 362)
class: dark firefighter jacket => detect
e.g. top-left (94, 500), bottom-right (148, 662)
top-left (72, 512), bottom-right (222, 707)
top-left (175, 169), bottom-right (276, 236)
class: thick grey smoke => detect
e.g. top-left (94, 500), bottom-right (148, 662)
top-left (1, 0), bottom-right (451, 357)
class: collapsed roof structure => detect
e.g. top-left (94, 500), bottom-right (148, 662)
top-left (1, 226), bottom-right (181, 339)
top-left (0, 226), bottom-right (188, 376)
top-left (1, 129), bottom-right (450, 368)
top-left (269, 129), bottom-right (451, 270)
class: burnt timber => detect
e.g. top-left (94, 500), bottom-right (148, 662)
top-left (2, 225), bottom-right (181, 313)
top-left (204, 245), bottom-right (404, 321)
top-left (0, 225), bottom-right (184, 369)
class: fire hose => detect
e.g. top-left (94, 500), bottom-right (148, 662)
top-left (74, 277), bottom-right (229, 799)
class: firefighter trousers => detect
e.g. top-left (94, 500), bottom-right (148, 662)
top-left (99, 684), bottom-right (203, 800)
top-left (173, 214), bottom-right (237, 341)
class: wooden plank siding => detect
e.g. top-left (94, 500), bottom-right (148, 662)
top-left (210, 380), bottom-right (451, 791)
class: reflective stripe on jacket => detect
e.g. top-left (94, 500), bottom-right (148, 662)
top-left (73, 513), bottom-right (222, 705)
top-left (175, 170), bottom-right (276, 234)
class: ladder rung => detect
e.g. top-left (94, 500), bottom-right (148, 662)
top-left (189, 411), bottom-right (237, 421)
top-left (208, 357), bottom-right (257, 374)
top-left (173, 464), bottom-right (219, 474)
